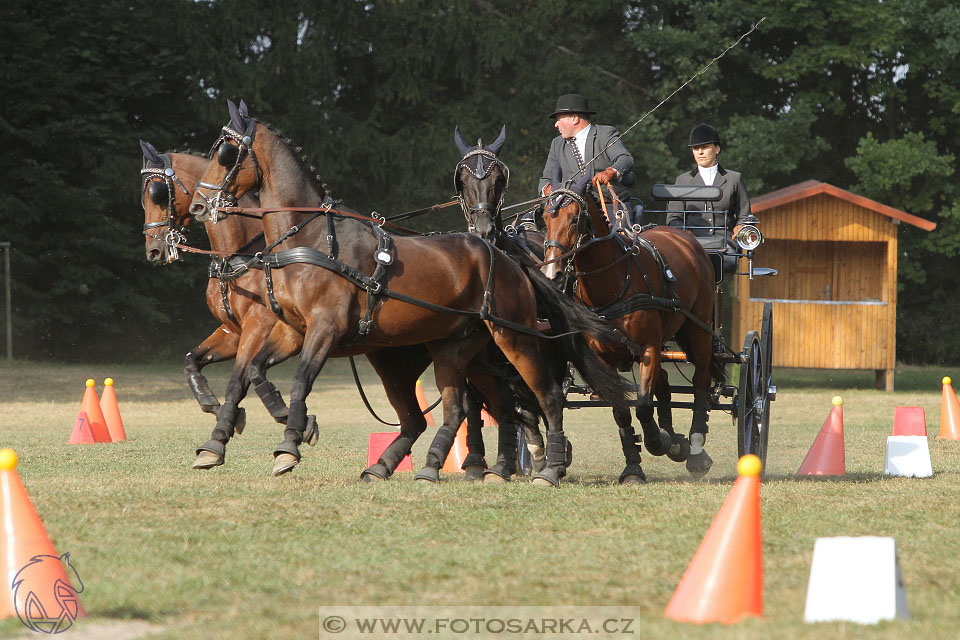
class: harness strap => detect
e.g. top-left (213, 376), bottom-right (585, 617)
top-left (260, 242), bottom-right (581, 342)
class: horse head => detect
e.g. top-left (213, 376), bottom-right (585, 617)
top-left (540, 169), bottom-right (592, 281)
top-left (190, 99), bottom-right (265, 222)
top-left (454, 125), bottom-right (508, 241)
top-left (140, 140), bottom-right (197, 264)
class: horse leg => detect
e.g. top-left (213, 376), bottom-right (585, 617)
top-left (415, 335), bottom-right (487, 482)
top-left (184, 324), bottom-right (240, 416)
top-left (247, 319), bottom-right (305, 428)
top-left (487, 331), bottom-right (567, 487)
top-left (193, 320), bottom-right (286, 469)
top-left (272, 325), bottom-right (339, 476)
top-left (464, 372), bottom-right (519, 483)
top-left (361, 346), bottom-right (432, 482)
top-left (518, 403), bottom-right (545, 473)
top-left (638, 366), bottom-right (687, 461)
top-left (462, 383), bottom-right (488, 481)
top-left (653, 368), bottom-right (690, 462)
top-left (246, 315), bottom-right (299, 425)
top-left (684, 329), bottom-right (716, 477)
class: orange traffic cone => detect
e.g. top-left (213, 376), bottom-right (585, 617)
top-left (441, 422), bottom-right (469, 473)
top-left (67, 412), bottom-right (95, 445)
top-left (480, 408), bottom-right (498, 427)
top-left (0, 449), bottom-right (86, 629)
top-left (939, 377), bottom-right (960, 440)
top-left (100, 378), bottom-right (127, 442)
top-left (79, 379), bottom-right (111, 443)
top-left (665, 454), bottom-right (763, 624)
top-left (797, 396), bottom-right (845, 476)
top-left (415, 379), bottom-right (435, 427)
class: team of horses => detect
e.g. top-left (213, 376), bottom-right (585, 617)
top-left (141, 99), bottom-right (721, 485)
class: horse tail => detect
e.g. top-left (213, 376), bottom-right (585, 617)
top-left (520, 264), bottom-right (634, 416)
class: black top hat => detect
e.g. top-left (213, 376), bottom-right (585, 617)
top-left (548, 94), bottom-right (596, 119)
top-left (688, 123), bottom-right (721, 147)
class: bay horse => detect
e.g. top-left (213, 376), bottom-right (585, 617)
top-left (142, 140), bottom-right (495, 476)
top-left (448, 125), bottom-right (554, 472)
top-left (540, 172), bottom-right (723, 482)
top-left (188, 99), bottom-right (632, 485)
top-left (140, 140), bottom-right (312, 464)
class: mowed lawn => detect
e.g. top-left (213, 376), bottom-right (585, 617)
top-left (0, 358), bottom-right (958, 639)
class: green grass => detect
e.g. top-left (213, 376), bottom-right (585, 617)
top-left (0, 358), bottom-right (958, 639)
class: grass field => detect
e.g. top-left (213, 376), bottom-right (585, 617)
top-left (0, 358), bottom-right (958, 639)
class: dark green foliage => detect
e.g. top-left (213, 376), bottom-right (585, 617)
top-left (1, 0), bottom-right (957, 363)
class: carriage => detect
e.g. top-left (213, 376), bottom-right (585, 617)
top-left (559, 183), bottom-right (778, 472)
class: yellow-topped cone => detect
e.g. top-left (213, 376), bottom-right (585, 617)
top-left (0, 449), bottom-right (86, 629)
top-left (940, 377), bottom-right (960, 440)
top-left (665, 454), bottom-right (764, 624)
top-left (100, 378), bottom-right (127, 442)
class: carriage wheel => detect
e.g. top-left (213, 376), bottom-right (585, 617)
top-left (758, 302), bottom-right (774, 465)
top-left (737, 324), bottom-right (770, 474)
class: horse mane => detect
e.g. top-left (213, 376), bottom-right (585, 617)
top-left (258, 121), bottom-right (332, 200)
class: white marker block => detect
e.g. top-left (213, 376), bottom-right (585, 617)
top-left (804, 537), bottom-right (908, 624)
top-left (884, 436), bottom-right (933, 478)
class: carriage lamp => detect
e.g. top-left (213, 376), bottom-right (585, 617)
top-left (735, 224), bottom-right (762, 251)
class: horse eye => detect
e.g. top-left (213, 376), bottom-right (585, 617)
top-left (217, 142), bottom-right (239, 167)
top-left (147, 180), bottom-right (169, 205)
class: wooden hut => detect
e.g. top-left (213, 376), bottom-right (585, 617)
top-left (731, 180), bottom-right (936, 391)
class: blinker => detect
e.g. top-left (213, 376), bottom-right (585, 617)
top-left (217, 142), bottom-right (240, 167)
top-left (147, 180), bottom-right (170, 205)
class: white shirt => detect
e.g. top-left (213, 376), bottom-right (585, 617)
top-left (698, 163), bottom-right (719, 186)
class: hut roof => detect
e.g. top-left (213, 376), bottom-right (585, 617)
top-left (751, 180), bottom-right (936, 231)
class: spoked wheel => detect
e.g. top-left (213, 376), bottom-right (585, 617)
top-left (737, 302), bottom-right (774, 474)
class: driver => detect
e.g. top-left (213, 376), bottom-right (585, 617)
top-left (537, 94), bottom-right (634, 226)
top-left (666, 123), bottom-right (751, 251)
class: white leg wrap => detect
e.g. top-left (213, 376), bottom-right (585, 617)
top-left (690, 432), bottom-right (705, 456)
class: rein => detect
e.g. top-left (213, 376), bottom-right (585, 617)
top-left (348, 357), bottom-right (442, 427)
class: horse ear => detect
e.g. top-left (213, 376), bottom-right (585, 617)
top-left (454, 126), bottom-right (472, 157)
top-left (227, 99), bottom-right (245, 132)
top-left (485, 125), bottom-right (506, 155)
top-left (238, 99), bottom-right (249, 117)
top-left (139, 140), bottom-right (161, 165)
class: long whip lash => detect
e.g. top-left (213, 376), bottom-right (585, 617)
top-left (569, 17), bottom-right (766, 186)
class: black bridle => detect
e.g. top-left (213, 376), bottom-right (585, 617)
top-left (454, 146), bottom-right (509, 236)
top-left (141, 153), bottom-right (191, 262)
top-left (195, 122), bottom-right (263, 222)
top-left (542, 187), bottom-right (590, 257)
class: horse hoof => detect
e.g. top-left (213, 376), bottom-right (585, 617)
top-left (272, 453), bottom-right (300, 476)
top-left (482, 470), bottom-right (509, 484)
top-left (361, 463), bottom-right (390, 482)
top-left (192, 450), bottom-right (223, 470)
top-left (464, 465), bottom-right (485, 482)
top-left (304, 415), bottom-right (319, 447)
top-left (414, 467), bottom-right (440, 483)
top-left (619, 473), bottom-right (646, 485)
top-left (667, 435), bottom-right (691, 463)
top-left (532, 467), bottom-right (561, 487)
top-left (686, 450), bottom-right (713, 478)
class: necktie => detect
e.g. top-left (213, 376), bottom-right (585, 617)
top-left (568, 139), bottom-right (585, 170)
